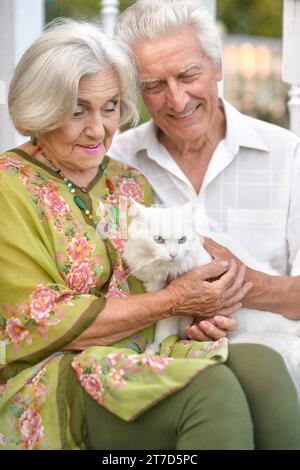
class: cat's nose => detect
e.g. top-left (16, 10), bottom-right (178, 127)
top-left (169, 251), bottom-right (177, 260)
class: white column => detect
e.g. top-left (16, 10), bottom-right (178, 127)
top-left (0, 0), bottom-right (44, 152)
top-left (100, 0), bottom-right (120, 38)
top-left (201, 0), bottom-right (216, 19)
top-left (282, 0), bottom-right (300, 136)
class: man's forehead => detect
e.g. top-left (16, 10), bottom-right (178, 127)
top-left (139, 61), bottom-right (205, 83)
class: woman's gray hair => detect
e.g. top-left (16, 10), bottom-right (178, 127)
top-left (9, 18), bottom-right (139, 136)
top-left (117, 0), bottom-right (222, 66)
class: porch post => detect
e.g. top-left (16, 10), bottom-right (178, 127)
top-left (0, 0), bottom-right (44, 152)
top-left (282, 0), bottom-right (300, 136)
top-left (201, 0), bottom-right (216, 19)
top-left (100, 0), bottom-right (120, 37)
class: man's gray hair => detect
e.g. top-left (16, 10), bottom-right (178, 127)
top-left (9, 18), bottom-right (139, 137)
top-left (117, 0), bottom-right (222, 66)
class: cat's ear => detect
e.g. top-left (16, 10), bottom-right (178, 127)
top-left (128, 197), bottom-right (146, 217)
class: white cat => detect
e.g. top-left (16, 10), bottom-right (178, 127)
top-left (123, 200), bottom-right (211, 354)
top-left (123, 200), bottom-right (300, 354)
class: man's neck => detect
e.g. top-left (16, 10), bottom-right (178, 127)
top-left (157, 106), bottom-right (226, 193)
top-left (158, 106), bottom-right (226, 162)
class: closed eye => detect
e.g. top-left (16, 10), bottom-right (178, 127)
top-left (73, 104), bottom-right (86, 118)
top-left (178, 236), bottom-right (187, 244)
top-left (103, 99), bottom-right (119, 113)
top-left (153, 235), bottom-right (165, 244)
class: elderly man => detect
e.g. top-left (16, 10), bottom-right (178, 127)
top-left (109, 0), bottom-right (300, 391)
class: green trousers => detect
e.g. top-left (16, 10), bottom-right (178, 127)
top-left (82, 344), bottom-right (300, 450)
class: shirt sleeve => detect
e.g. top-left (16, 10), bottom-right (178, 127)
top-left (287, 140), bottom-right (300, 275)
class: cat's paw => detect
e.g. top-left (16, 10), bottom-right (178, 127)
top-left (144, 343), bottom-right (160, 355)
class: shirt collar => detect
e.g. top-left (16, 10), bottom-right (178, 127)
top-left (222, 99), bottom-right (270, 153)
top-left (133, 99), bottom-right (270, 179)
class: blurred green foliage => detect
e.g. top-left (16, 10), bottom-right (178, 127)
top-left (217, 0), bottom-right (283, 37)
top-left (46, 0), bottom-right (283, 36)
top-left (46, 0), bottom-right (136, 22)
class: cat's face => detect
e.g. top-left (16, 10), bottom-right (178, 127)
top-left (127, 202), bottom-right (201, 263)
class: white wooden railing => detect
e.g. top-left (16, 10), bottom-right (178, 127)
top-left (0, 0), bottom-right (299, 152)
top-left (282, 0), bottom-right (300, 137)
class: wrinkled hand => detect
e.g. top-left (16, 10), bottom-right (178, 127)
top-left (186, 315), bottom-right (238, 341)
top-left (166, 259), bottom-right (253, 318)
top-left (204, 237), bottom-right (242, 267)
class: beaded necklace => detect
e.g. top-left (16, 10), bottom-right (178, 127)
top-left (31, 137), bottom-right (106, 226)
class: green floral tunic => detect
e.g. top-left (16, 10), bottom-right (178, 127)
top-left (0, 149), bottom-right (228, 449)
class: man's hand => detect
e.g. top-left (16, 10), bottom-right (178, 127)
top-left (204, 237), bottom-right (243, 267)
top-left (186, 314), bottom-right (238, 341)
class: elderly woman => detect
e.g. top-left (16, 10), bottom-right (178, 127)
top-left (0, 19), bottom-right (300, 451)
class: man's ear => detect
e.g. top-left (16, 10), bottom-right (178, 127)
top-left (128, 196), bottom-right (146, 217)
top-left (216, 62), bottom-right (223, 81)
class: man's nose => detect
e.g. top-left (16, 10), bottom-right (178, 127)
top-left (165, 81), bottom-right (189, 113)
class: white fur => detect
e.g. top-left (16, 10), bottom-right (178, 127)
top-left (207, 232), bottom-right (300, 339)
top-left (124, 201), bottom-right (300, 353)
top-left (124, 201), bottom-right (211, 354)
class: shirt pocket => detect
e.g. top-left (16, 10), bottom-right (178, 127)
top-left (227, 208), bottom-right (287, 269)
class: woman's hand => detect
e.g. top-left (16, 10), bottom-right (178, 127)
top-left (186, 315), bottom-right (238, 341)
top-left (166, 259), bottom-right (253, 318)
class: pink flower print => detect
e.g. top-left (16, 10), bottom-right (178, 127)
top-left (30, 288), bottom-right (59, 324)
top-left (0, 157), bottom-right (24, 171)
top-left (117, 178), bottom-right (144, 203)
top-left (67, 236), bottom-right (91, 262)
top-left (207, 337), bottom-right (228, 351)
top-left (54, 222), bottom-right (64, 233)
top-left (106, 283), bottom-right (128, 299)
top-left (108, 369), bottom-right (126, 387)
top-left (81, 375), bottom-right (104, 402)
top-left (39, 187), bottom-right (70, 217)
top-left (6, 318), bottom-right (28, 343)
top-left (0, 384), bottom-right (8, 395)
top-left (110, 232), bottom-right (126, 254)
top-left (67, 260), bottom-right (95, 293)
top-left (112, 265), bottom-right (127, 282)
top-left (20, 175), bottom-right (30, 185)
top-left (71, 359), bottom-right (84, 378)
top-left (142, 357), bottom-right (173, 374)
top-left (27, 367), bottom-right (46, 386)
top-left (18, 409), bottom-right (44, 450)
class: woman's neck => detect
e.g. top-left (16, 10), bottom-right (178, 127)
top-left (19, 141), bottom-right (99, 188)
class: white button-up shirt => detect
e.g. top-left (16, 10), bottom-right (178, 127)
top-left (109, 100), bottom-right (300, 276)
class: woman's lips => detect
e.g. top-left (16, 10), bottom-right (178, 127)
top-left (77, 143), bottom-right (103, 155)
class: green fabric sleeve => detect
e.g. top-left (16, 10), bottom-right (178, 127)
top-left (0, 169), bottom-right (106, 377)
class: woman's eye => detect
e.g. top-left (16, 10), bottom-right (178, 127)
top-left (73, 105), bottom-right (85, 117)
top-left (104, 100), bottom-right (118, 113)
top-left (154, 235), bottom-right (165, 244)
top-left (178, 236), bottom-right (187, 244)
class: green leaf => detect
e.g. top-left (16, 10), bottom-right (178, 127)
top-left (65, 227), bottom-right (76, 237)
top-left (8, 403), bottom-right (23, 418)
top-left (25, 319), bottom-right (38, 331)
top-left (6, 166), bottom-right (18, 176)
top-left (0, 314), bottom-right (6, 328)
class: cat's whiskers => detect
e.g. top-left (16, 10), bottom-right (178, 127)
top-left (125, 256), bottom-right (160, 280)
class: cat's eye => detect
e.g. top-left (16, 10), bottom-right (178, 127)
top-left (154, 235), bottom-right (165, 244)
top-left (178, 236), bottom-right (187, 244)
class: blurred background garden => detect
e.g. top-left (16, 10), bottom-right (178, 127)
top-left (45, 0), bottom-right (287, 128)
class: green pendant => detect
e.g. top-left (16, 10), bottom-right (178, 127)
top-left (74, 195), bottom-right (86, 211)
